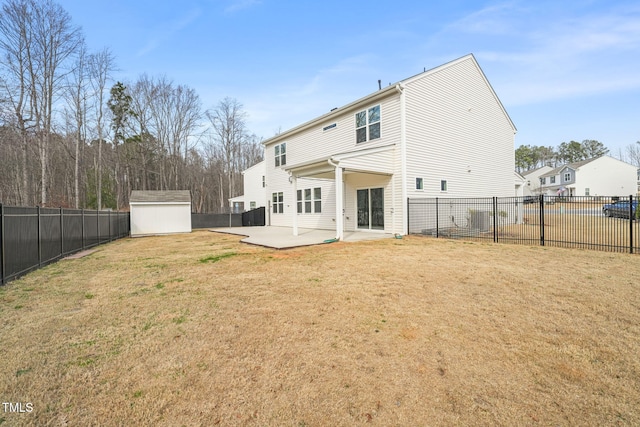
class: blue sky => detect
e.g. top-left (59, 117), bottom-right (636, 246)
top-left (57, 0), bottom-right (640, 155)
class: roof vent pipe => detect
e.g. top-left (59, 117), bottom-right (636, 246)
top-left (378, 79), bottom-right (382, 90)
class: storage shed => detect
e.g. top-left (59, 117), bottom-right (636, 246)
top-left (129, 190), bottom-right (192, 237)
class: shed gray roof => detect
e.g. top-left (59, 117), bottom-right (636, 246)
top-left (130, 190), bottom-right (191, 203)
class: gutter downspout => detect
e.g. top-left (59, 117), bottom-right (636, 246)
top-left (328, 157), bottom-right (344, 241)
top-left (398, 83), bottom-right (408, 236)
top-left (290, 173), bottom-right (298, 236)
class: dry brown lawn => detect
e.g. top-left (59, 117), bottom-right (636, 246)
top-left (1, 231), bottom-right (639, 426)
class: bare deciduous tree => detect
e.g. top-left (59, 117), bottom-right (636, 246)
top-left (0, 0), bottom-right (81, 206)
top-left (206, 97), bottom-right (248, 210)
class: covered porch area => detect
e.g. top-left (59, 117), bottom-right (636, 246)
top-left (284, 143), bottom-right (397, 240)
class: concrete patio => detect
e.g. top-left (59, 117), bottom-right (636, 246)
top-left (210, 226), bottom-right (393, 249)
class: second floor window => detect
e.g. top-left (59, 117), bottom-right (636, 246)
top-left (550, 176), bottom-right (556, 184)
top-left (356, 105), bottom-right (381, 143)
top-left (275, 143), bottom-right (286, 167)
top-left (540, 177), bottom-right (546, 185)
top-left (564, 172), bottom-right (571, 181)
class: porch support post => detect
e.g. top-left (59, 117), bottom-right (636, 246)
top-left (335, 166), bottom-right (344, 241)
top-left (292, 175), bottom-right (298, 236)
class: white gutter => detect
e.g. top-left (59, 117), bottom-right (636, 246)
top-left (327, 157), bottom-right (344, 241)
top-left (398, 83), bottom-right (408, 235)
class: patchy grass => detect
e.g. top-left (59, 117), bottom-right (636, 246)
top-left (198, 251), bottom-right (238, 263)
top-left (1, 230), bottom-right (639, 426)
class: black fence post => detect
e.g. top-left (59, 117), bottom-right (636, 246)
top-left (81, 209), bottom-right (85, 250)
top-left (96, 208), bottom-right (100, 245)
top-left (406, 198), bottom-right (410, 235)
top-left (37, 206), bottom-right (42, 267)
top-left (630, 195), bottom-right (634, 255)
top-left (1, 204), bottom-right (4, 285)
top-left (60, 207), bottom-right (64, 257)
top-left (539, 194), bottom-right (545, 247)
top-left (435, 197), bottom-right (439, 238)
top-left (493, 197), bottom-right (498, 243)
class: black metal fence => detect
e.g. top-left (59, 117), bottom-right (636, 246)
top-left (0, 205), bottom-right (130, 285)
top-left (408, 195), bottom-right (639, 254)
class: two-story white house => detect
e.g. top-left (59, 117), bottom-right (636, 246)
top-left (229, 161), bottom-right (266, 212)
top-left (522, 166), bottom-right (553, 196)
top-left (261, 54), bottom-right (517, 239)
top-left (538, 155), bottom-right (637, 197)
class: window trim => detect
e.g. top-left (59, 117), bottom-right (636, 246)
top-left (296, 187), bottom-right (322, 214)
top-left (272, 192), bottom-right (284, 214)
top-left (440, 180), bottom-right (448, 192)
top-left (355, 104), bottom-right (381, 144)
top-left (416, 177), bottom-right (424, 190)
top-left (564, 172), bottom-right (571, 182)
top-left (274, 143), bottom-right (286, 167)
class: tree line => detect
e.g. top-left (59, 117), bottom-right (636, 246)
top-left (0, 0), bottom-right (262, 212)
top-left (515, 140), bottom-right (612, 173)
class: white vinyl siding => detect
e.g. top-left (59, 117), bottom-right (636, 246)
top-left (571, 156), bottom-right (637, 197)
top-left (263, 54), bottom-right (516, 234)
top-left (130, 203), bottom-right (191, 236)
top-left (242, 161), bottom-right (266, 209)
top-left (404, 56), bottom-right (515, 198)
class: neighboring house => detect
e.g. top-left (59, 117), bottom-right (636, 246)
top-left (260, 54), bottom-right (516, 239)
top-left (229, 161), bottom-right (266, 212)
top-left (538, 156), bottom-right (637, 197)
top-left (514, 171), bottom-right (526, 197)
top-left (521, 165), bottom-right (553, 196)
top-left (130, 190), bottom-right (192, 237)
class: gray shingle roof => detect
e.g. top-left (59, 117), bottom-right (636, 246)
top-left (539, 157), bottom-right (602, 179)
top-left (129, 190), bottom-right (191, 203)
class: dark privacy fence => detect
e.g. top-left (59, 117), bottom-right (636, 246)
top-left (408, 195), bottom-right (639, 254)
top-left (242, 207), bottom-right (266, 226)
top-left (0, 206), bottom-right (130, 285)
top-left (191, 207), bottom-right (265, 228)
top-left (191, 213), bottom-right (242, 229)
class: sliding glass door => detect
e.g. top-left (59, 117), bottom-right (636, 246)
top-left (357, 188), bottom-right (384, 230)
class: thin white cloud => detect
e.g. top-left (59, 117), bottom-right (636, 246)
top-left (446, 1), bottom-right (526, 35)
top-left (137, 7), bottom-right (202, 57)
top-left (242, 54), bottom-right (380, 138)
top-left (452, 2), bottom-right (640, 105)
top-left (225, 0), bottom-right (261, 14)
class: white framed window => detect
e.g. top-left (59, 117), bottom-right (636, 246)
top-left (313, 187), bottom-right (321, 213)
top-left (296, 187), bottom-right (322, 214)
top-left (272, 192), bottom-right (283, 214)
top-left (550, 176), bottom-right (556, 184)
top-left (250, 201), bottom-right (256, 209)
top-left (564, 172), bottom-right (571, 181)
top-left (275, 143), bottom-right (286, 167)
top-left (440, 180), bottom-right (448, 192)
top-left (262, 176), bottom-right (265, 188)
top-left (540, 177), bottom-right (546, 185)
top-left (416, 177), bottom-right (423, 190)
top-left (355, 105), bottom-right (381, 143)
top-left (585, 188), bottom-right (590, 196)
